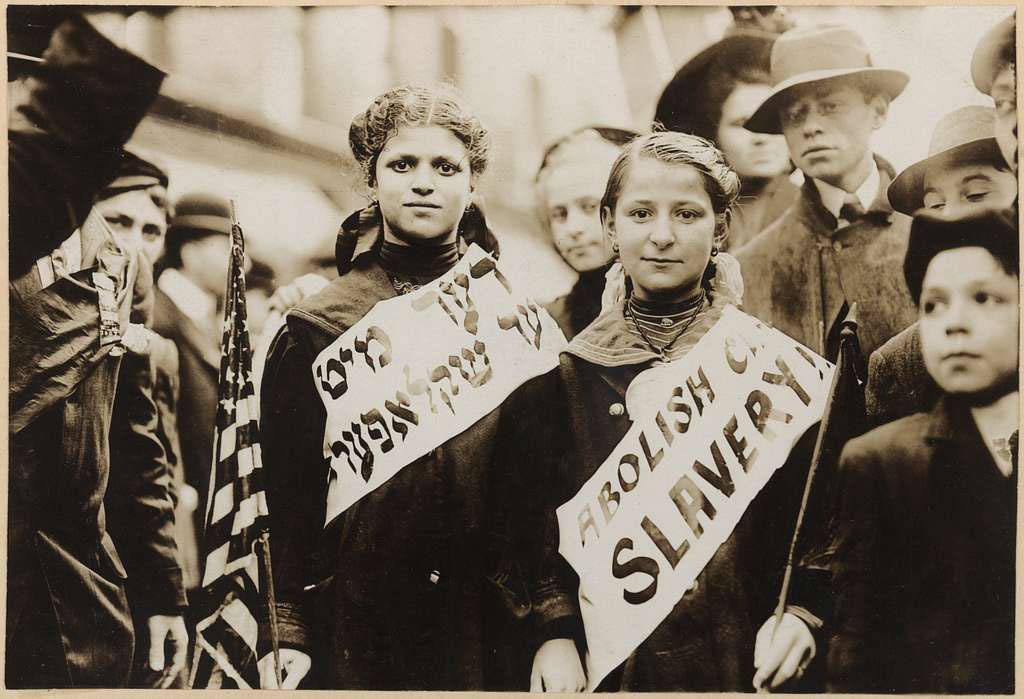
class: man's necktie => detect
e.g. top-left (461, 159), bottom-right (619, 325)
top-left (838, 194), bottom-right (867, 227)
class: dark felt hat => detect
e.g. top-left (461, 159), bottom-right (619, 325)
top-left (888, 106), bottom-right (1004, 215)
top-left (745, 23), bottom-right (909, 134)
top-left (169, 192), bottom-right (233, 238)
top-left (653, 31), bottom-right (776, 135)
top-left (6, 6), bottom-right (70, 78)
top-left (972, 12), bottom-right (1016, 96)
top-left (104, 150), bottom-right (170, 194)
top-left (903, 207), bottom-right (1018, 304)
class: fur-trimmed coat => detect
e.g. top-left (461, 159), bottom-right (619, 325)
top-left (734, 157), bottom-right (917, 362)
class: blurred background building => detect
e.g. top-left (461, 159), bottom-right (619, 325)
top-left (105, 4), bottom-right (1012, 302)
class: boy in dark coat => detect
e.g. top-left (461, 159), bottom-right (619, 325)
top-left (827, 209), bottom-right (1018, 693)
top-left (736, 24), bottom-right (917, 362)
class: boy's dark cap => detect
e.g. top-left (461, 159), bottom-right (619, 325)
top-left (904, 207), bottom-right (1018, 304)
top-left (745, 23), bottom-right (909, 134)
top-left (972, 12), bottom-right (1015, 96)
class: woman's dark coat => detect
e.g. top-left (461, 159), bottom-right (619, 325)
top-left (827, 396), bottom-right (1015, 693)
top-left (544, 264), bottom-right (610, 340)
top-left (259, 209), bottom-right (551, 690)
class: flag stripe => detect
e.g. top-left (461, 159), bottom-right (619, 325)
top-left (192, 220), bottom-right (272, 689)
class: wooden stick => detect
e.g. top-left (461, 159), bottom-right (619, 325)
top-left (259, 531), bottom-right (283, 688)
top-left (768, 304), bottom-right (860, 675)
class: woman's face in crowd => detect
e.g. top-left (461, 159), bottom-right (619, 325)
top-left (542, 145), bottom-right (620, 272)
top-left (716, 83), bottom-right (791, 179)
top-left (922, 161), bottom-right (1018, 218)
top-left (991, 64), bottom-right (1018, 173)
top-left (97, 188), bottom-right (168, 264)
top-left (919, 246), bottom-right (1018, 395)
top-left (606, 158), bottom-right (717, 304)
top-left (374, 125), bottom-right (473, 245)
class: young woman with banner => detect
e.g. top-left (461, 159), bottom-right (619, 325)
top-left (527, 132), bottom-right (827, 692)
top-left (256, 84), bottom-right (565, 690)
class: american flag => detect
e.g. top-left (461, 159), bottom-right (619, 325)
top-left (189, 211), bottom-right (273, 689)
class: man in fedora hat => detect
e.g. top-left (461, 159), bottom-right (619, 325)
top-left (152, 193), bottom-right (240, 576)
top-left (7, 8), bottom-right (170, 688)
top-left (971, 12), bottom-right (1016, 173)
top-left (735, 23), bottom-right (917, 363)
top-left (865, 106), bottom-right (1016, 426)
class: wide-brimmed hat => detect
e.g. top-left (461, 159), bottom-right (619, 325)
top-left (888, 106), bottom-right (1005, 215)
top-left (745, 24), bottom-right (909, 134)
top-left (653, 31), bottom-right (776, 137)
top-left (903, 207), bottom-right (1018, 304)
top-left (971, 12), bottom-right (1015, 96)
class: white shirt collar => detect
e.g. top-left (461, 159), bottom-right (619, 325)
top-left (811, 156), bottom-right (880, 220)
top-left (158, 267), bottom-right (216, 323)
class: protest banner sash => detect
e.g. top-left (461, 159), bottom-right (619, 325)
top-left (313, 244), bottom-right (565, 527)
top-left (555, 305), bottom-right (834, 690)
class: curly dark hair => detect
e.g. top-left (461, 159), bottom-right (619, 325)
top-left (348, 83), bottom-right (490, 189)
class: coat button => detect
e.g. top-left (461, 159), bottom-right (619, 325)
top-left (609, 402), bottom-right (625, 416)
top-left (429, 570), bottom-right (441, 585)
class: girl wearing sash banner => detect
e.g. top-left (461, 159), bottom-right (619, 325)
top-left (257, 84), bottom-right (555, 690)
top-left (528, 132), bottom-right (823, 692)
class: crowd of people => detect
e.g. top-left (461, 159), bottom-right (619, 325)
top-left (6, 5), bottom-right (1018, 693)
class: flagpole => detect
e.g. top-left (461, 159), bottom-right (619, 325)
top-left (768, 304), bottom-right (860, 649)
top-left (227, 200), bottom-right (283, 688)
top-left (259, 531), bottom-right (284, 688)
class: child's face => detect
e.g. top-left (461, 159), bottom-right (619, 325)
top-left (779, 82), bottom-right (887, 189)
top-left (541, 145), bottom-right (619, 273)
top-left (605, 158), bottom-right (717, 303)
top-left (921, 161), bottom-right (1018, 218)
top-left (919, 246), bottom-right (1019, 395)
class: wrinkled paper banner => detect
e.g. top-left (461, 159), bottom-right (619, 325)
top-left (313, 244), bottom-right (566, 526)
top-left (556, 306), bottom-right (833, 690)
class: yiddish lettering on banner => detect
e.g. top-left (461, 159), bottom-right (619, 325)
top-left (555, 305), bottom-right (833, 690)
top-left (313, 244), bottom-right (566, 527)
